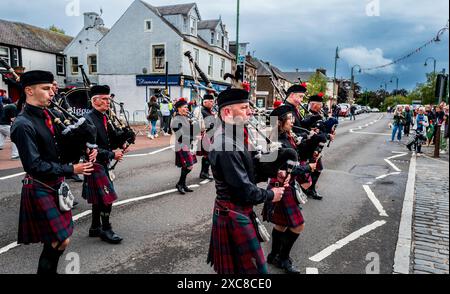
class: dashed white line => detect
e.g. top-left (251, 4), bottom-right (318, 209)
top-left (309, 221), bottom-right (387, 263)
top-left (376, 172), bottom-right (401, 180)
top-left (363, 185), bottom-right (389, 217)
top-left (125, 146), bottom-right (174, 158)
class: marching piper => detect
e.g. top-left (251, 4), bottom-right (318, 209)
top-left (207, 88), bottom-right (286, 274)
top-left (11, 70), bottom-right (95, 274)
top-left (82, 85), bottom-right (124, 244)
top-left (263, 105), bottom-right (317, 274)
top-left (172, 98), bottom-right (199, 194)
top-left (196, 94), bottom-right (216, 180)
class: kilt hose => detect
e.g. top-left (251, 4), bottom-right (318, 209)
top-left (175, 145), bottom-right (197, 169)
top-left (207, 200), bottom-right (268, 275)
top-left (18, 177), bottom-right (73, 245)
top-left (82, 163), bottom-right (118, 206)
top-left (263, 183), bottom-right (305, 228)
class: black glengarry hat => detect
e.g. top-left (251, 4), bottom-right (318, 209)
top-left (20, 70), bottom-right (54, 88)
top-left (217, 89), bottom-right (249, 109)
top-left (90, 85), bottom-right (111, 98)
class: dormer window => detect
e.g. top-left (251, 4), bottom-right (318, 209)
top-left (211, 32), bottom-right (215, 45)
top-left (190, 17), bottom-right (197, 35)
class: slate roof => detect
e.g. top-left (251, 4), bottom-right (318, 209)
top-left (198, 19), bottom-right (220, 30)
top-left (0, 19), bottom-right (73, 54)
top-left (156, 3), bottom-right (197, 16)
top-left (283, 71), bottom-right (328, 83)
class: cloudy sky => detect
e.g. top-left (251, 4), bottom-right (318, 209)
top-left (1, 0), bottom-right (449, 91)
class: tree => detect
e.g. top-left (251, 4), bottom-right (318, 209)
top-left (391, 88), bottom-right (408, 97)
top-left (48, 25), bottom-right (65, 35)
top-left (308, 72), bottom-right (328, 100)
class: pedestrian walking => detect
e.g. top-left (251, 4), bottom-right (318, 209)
top-left (147, 96), bottom-right (160, 140)
top-left (391, 106), bottom-right (406, 142)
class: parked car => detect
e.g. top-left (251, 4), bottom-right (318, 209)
top-left (355, 105), bottom-right (363, 115)
top-left (361, 106), bottom-right (371, 113)
top-left (338, 103), bottom-right (350, 117)
top-left (371, 108), bottom-right (380, 113)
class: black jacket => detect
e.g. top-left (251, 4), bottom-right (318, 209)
top-left (84, 109), bottom-right (115, 167)
top-left (209, 123), bottom-right (274, 206)
top-left (11, 104), bottom-right (74, 181)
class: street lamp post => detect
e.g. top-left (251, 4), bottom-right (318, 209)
top-left (425, 57), bottom-right (437, 76)
top-left (350, 65), bottom-right (362, 103)
top-left (390, 75), bottom-right (399, 93)
top-left (332, 46), bottom-right (340, 113)
top-left (236, 0), bottom-right (240, 65)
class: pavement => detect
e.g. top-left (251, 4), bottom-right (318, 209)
top-left (0, 113), bottom-right (448, 274)
top-left (410, 149), bottom-right (449, 274)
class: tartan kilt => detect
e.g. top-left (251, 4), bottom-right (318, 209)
top-left (207, 200), bottom-right (268, 275)
top-left (297, 161), bottom-right (313, 185)
top-left (175, 145), bottom-right (197, 169)
top-left (263, 183), bottom-right (304, 228)
top-left (18, 177), bottom-right (73, 245)
top-left (82, 163), bottom-right (118, 205)
top-left (196, 132), bottom-right (212, 157)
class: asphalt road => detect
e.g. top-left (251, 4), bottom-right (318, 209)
top-left (0, 112), bottom-right (413, 274)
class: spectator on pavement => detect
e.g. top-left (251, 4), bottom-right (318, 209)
top-left (147, 96), bottom-right (160, 140)
top-left (160, 99), bottom-right (172, 136)
top-left (391, 105), bottom-right (406, 142)
top-left (349, 104), bottom-right (357, 121)
top-left (404, 105), bottom-right (414, 137)
top-left (407, 107), bottom-right (429, 154)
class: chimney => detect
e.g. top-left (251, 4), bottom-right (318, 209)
top-left (84, 12), bottom-right (99, 28)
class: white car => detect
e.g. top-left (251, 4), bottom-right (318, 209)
top-left (371, 108), bottom-right (380, 113)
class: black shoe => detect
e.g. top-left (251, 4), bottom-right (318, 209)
top-left (73, 201), bottom-right (79, 207)
top-left (176, 184), bottom-right (186, 195)
top-left (70, 174), bottom-right (83, 182)
top-left (183, 185), bottom-right (194, 193)
top-left (311, 191), bottom-right (323, 201)
top-left (267, 253), bottom-right (280, 266)
top-left (89, 227), bottom-right (102, 238)
top-left (200, 172), bottom-right (214, 180)
top-left (279, 259), bottom-right (301, 274)
top-left (100, 229), bottom-right (123, 244)
top-left (407, 144), bottom-right (412, 151)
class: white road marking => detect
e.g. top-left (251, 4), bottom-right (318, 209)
top-left (200, 180), bottom-right (211, 185)
top-left (387, 152), bottom-right (408, 160)
top-left (0, 183), bottom-right (206, 256)
top-left (375, 172), bottom-right (401, 180)
top-left (0, 172), bottom-right (26, 181)
top-left (363, 185), bottom-right (389, 217)
top-left (350, 129), bottom-right (391, 136)
top-left (0, 242), bottom-right (19, 255)
top-left (393, 154), bottom-right (416, 274)
top-left (125, 146), bottom-right (174, 158)
top-left (309, 221), bottom-right (387, 263)
top-left (306, 268), bottom-right (319, 274)
top-left (384, 158), bottom-right (402, 172)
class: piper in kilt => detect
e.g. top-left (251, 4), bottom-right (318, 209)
top-left (83, 85), bottom-right (124, 244)
top-left (207, 88), bottom-right (286, 274)
top-left (196, 94), bottom-right (216, 180)
top-left (11, 70), bottom-right (95, 274)
top-left (263, 105), bottom-right (317, 274)
top-left (172, 98), bottom-right (199, 195)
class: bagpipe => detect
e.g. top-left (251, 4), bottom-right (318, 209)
top-left (184, 52), bottom-right (298, 181)
top-left (0, 58), bottom-right (98, 163)
top-left (106, 97), bottom-right (136, 170)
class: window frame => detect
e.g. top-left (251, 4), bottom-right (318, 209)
top-left (220, 58), bottom-right (225, 79)
top-left (152, 44), bottom-right (166, 73)
top-left (87, 54), bottom-right (97, 75)
top-left (56, 55), bottom-right (66, 76)
top-left (193, 48), bottom-right (200, 63)
top-left (208, 54), bottom-right (214, 77)
top-left (144, 19), bottom-right (153, 32)
top-left (70, 56), bottom-right (79, 75)
top-left (0, 46), bottom-right (11, 70)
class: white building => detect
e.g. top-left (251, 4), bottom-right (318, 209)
top-left (97, 1), bottom-right (233, 122)
top-left (64, 12), bottom-right (110, 87)
top-left (0, 19), bottom-right (72, 101)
